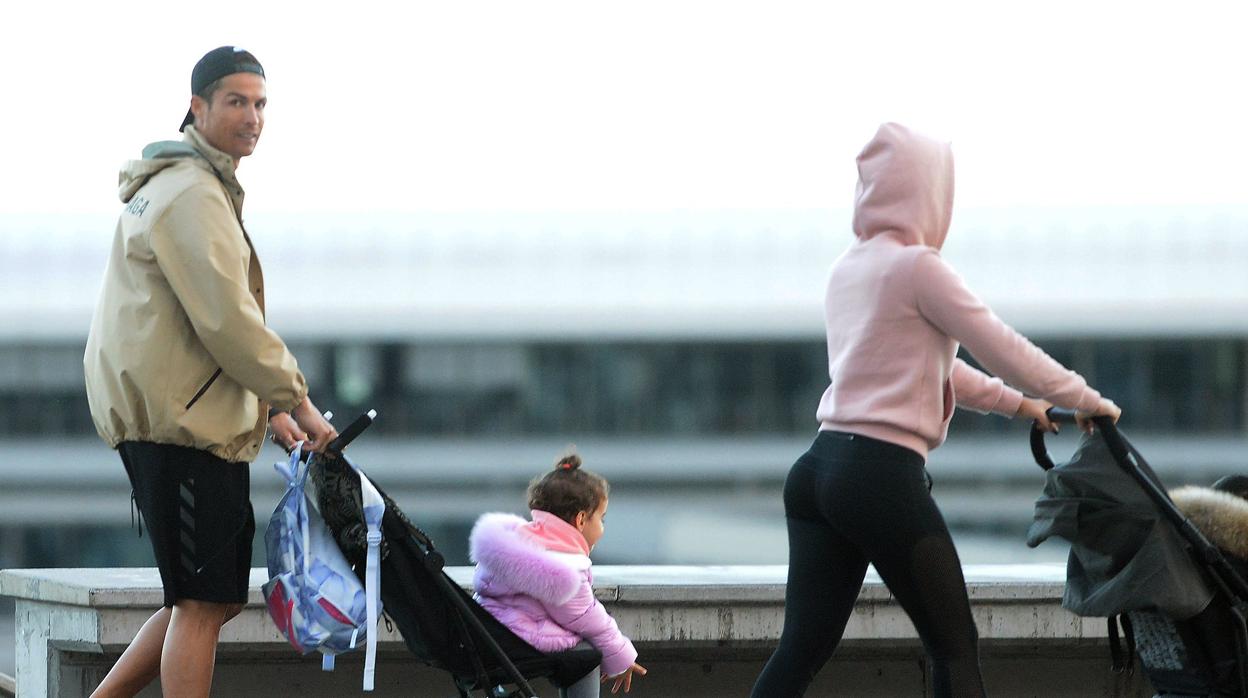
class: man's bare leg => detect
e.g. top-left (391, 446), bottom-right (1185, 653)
top-left (159, 600), bottom-right (232, 698)
top-left (89, 602), bottom-right (243, 698)
top-left (89, 607), bottom-right (171, 697)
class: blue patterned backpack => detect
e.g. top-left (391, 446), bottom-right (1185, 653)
top-left (262, 443), bottom-right (385, 691)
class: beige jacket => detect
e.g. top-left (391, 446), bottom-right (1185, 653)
top-left (84, 126), bottom-right (307, 463)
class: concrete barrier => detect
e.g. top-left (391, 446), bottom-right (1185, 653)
top-left (0, 565), bottom-right (1150, 697)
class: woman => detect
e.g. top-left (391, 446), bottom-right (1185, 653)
top-left (751, 123), bottom-right (1121, 697)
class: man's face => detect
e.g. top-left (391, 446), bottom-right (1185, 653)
top-left (190, 72), bottom-right (266, 163)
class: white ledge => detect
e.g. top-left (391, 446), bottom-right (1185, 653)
top-left (0, 565), bottom-right (1150, 697)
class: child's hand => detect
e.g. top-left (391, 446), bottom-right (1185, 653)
top-left (603, 662), bottom-right (647, 693)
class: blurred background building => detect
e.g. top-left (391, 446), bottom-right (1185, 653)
top-left (2, 204), bottom-right (1247, 677)
top-left (2, 205), bottom-right (1245, 572)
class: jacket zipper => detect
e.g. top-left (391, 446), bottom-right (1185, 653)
top-left (185, 368), bottom-right (223, 410)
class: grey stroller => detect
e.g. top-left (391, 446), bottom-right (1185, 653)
top-left (1027, 409), bottom-right (1248, 697)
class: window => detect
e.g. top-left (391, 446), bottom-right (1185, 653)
top-left (6, 338), bottom-right (1245, 436)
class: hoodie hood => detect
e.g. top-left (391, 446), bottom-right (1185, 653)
top-left (851, 122), bottom-right (955, 249)
top-left (117, 125), bottom-right (239, 205)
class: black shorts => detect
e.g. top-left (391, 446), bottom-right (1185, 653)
top-left (119, 441), bottom-right (255, 608)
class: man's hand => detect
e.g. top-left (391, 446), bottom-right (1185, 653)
top-left (1016, 397), bottom-right (1057, 433)
top-left (291, 397), bottom-right (338, 452)
top-left (268, 411), bottom-right (308, 452)
top-left (603, 663), bottom-right (647, 694)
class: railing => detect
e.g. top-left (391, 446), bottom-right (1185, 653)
top-left (0, 565), bottom-right (1151, 697)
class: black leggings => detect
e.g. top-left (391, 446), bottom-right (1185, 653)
top-left (751, 431), bottom-right (986, 697)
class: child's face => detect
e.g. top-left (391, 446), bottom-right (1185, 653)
top-left (578, 498), bottom-right (608, 550)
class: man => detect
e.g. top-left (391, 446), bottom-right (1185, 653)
top-left (84, 46), bottom-right (336, 697)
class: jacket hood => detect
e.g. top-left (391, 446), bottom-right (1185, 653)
top-left (470, 512), bottom-right (583, 605)
top-left (117, 125), bottom-right (237, 204)
top-left (522, 509), bottom-right (591, 555)
top-left (851, 122), bottom-right (955, 249)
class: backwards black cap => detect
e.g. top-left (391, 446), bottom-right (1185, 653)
top-left (179, 46), bottom-right (266, 132)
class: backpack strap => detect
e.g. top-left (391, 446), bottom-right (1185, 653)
top-left (1119, 613), bottom-right (1137, 673)
top-left (272, 444), bottom-right (300, 485)
top-left (273, 443), bottom-right (316, 579)
top-left (1107, 614), bottom-right (1135, 675)
top-left (1107, 616), bottom-right (1123, 673)
top-left (345, 455), bottom-right (385, 692)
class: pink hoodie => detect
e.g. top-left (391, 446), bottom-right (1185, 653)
top-left (816, 123), bottom-right (1101, 458)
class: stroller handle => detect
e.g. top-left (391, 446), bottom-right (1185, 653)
top-left (1045, 407), bottom-right (1079, 424)
top-left (299, 409), bottom-right (377, 462)
top-left (1029, 407), bottom-right (1113, 470)
top-left (328, 409), bottom-right (377, 454)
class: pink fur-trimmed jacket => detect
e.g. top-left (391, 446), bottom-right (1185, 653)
top-left (469, 511), bottom-right (638, 676)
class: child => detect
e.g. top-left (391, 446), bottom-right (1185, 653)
top-left (470, 454), bottom-right (647, 697)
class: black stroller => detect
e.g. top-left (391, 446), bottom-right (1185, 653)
top-left (304, 412), bottom-right (601, 697)
top-left (1027, 409), bottom-right (1248, 697)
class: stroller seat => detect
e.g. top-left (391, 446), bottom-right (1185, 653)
top-left (309, 453), bottom-right (601, 698)
top-left (1129, 480), bottom-right (1248, 697)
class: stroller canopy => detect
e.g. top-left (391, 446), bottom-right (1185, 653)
top-left (1027, 432), bottom-right (1214, 620)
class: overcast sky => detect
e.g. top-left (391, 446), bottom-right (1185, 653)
top-left (2, 0), bottom-right (1245, 216)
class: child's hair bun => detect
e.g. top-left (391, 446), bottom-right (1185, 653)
top-left (529, 449), bottom-right (608, 523)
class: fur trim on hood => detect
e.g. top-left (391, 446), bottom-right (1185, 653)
top-left (1170, 486), bottom-right (1248, 560)
top-left (469, 512), bottom-right (583, 605)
